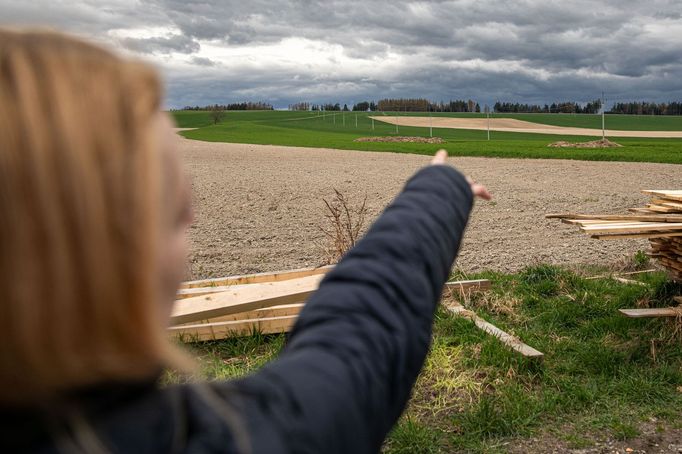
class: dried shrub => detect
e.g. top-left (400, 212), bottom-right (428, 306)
top-left (318, 189), bottom-right (368, 263)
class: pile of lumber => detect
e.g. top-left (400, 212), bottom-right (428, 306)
top-left (169, 265), bottom-right (494, 343)
top-left (548, 189), bottom-right (682, 319)
top-left (547, 190), bottom-right (682, 282)
top-left (170, 266), bottom-right (332, 342)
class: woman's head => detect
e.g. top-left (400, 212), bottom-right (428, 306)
top-left (0, 29), bottom-right (192, 404)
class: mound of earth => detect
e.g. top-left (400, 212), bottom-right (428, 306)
top-left (354, 136), bottom-right (445, 143)
top-left (548, 138), bottom-right (623, 148)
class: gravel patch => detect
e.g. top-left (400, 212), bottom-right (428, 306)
top-left (179, 137), bottom-right (680, 279)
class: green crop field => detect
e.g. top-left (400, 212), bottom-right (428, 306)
top-left (170, 110), bottom-right (682, 164)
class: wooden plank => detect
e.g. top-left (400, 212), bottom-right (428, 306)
top-left (175, 303), bottom-right (304, 326)
top-left (174, 277), bottom-right (495, 327)
top-left (180, 265), bottom-right (333, 289)
top-left (660, 258), bottom-right (682, 272)
top-left (619, 308), bottom-right (681, 318)
top-left (645, 205), bottom-right (680, 213)
top-left (581, 222), bottom-right (682, 234)
top-left (613, 277), bottom-right (648, 286)
top-left (547, 213), bottom-right (682, 222)
top-left (592, 231), bottom-right (682, 240)
top-left (170, 315), bottom-right (298, 342)
top-left (585, 269), bottom-right (657, 280)
top-left (642, 190), bottom-right (682, 201)
top-left (445, 279), bottom-right (491, 293)
top-left (444, 304), bottom-right (543, 359)
top-left (170, 274), bottom-right (323, 326)
top-left (628, 208), bottom-right (659, 214)
top-left (651, 199), bottom-right (682, 210)
top-left (561, 219), bottom-right (636, 226)
top-left (177, 285), bottom-right (235, 299)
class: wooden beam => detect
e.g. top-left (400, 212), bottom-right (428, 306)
top-left (180, 265), bottom-right (333, 289)
top-left (444, 304), bottom-right (543, 359)
top-left (170, 315), bottom-right (298, 342)
top-left (171, 274), bottom-right (323, 326)
top-left (619, 308), bottom-right (681, 318)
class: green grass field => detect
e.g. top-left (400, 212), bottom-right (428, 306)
top-left (171, 110), bottom-right (682, 164)
top-left (170, 263), bottom-right (682, 453)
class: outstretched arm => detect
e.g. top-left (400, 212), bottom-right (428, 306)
top-left (228, 156), bottom-right (477, 453)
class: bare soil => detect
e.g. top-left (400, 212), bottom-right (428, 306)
top-left (507, 420), bottom-right (682, 453)
top-left (549, 139), bottom-right (623, 148)
top-left (179, 137), bottom-right (680, 280)
top-left (354, 136), bottom-right (445, 143)
top-left (372, 116), bottom-right (682, 138)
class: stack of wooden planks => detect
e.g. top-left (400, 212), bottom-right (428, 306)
top-left (547, 190), bottom-right (682, 282)
top-left (547, 189), bottom-right (682, 319)
top-left (169, 265), bottom-right (493, 342)
top-left (170, 266), bottom-right (333, 342)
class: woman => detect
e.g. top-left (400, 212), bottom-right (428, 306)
top-left (0, 30), bottom-right (490, 453)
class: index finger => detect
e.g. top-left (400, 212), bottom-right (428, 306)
top-left (430, 149), bottom-right (447, 165)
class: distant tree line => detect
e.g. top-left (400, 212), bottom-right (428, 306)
top-left (289, 102), bottom-right (311, 111)
top-left (352, 101), bottom-right (377, 111)
top-left (376, 98), bottom-right (481, 112)
top-left (290, 98), bottom-right (482, 112)
top-left (493, 100), bottom-right (603, 114)
top-left (492, 100), bottom-right (682, 115)
top-left (306, 103), bottom-right (340, 111)
top-left (608, 101), bottom-right (682, 115)
top-left (179, 102), bottom-right (273, 111)
top-left (431, 99), bottom-right (481, 113)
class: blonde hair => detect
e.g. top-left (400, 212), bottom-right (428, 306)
top-left (0, 29), bottom-right (188, 404)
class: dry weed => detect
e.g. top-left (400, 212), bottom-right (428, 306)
top-left (317, 189), bottom-right (368, 263)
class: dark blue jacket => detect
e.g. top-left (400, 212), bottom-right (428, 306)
top-left (1, 164), bottom-right (473, 453)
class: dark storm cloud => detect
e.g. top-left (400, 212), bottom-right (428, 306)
top-left (1, 0), bottom-right (681, 108)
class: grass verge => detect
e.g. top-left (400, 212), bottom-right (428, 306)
top-left (169, 263), bottom-right (682, 453)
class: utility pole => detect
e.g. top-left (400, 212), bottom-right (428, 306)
top-left (485, 104), bottom-right (490, 141)
top-left (601, 91), bottom-right (606, 140)
top-left (429, 107), bottom-right (433, 138)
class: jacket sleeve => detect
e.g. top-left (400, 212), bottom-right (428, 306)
top-left (225, 164), bottom-right (474, 453)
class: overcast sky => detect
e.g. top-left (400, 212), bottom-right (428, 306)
top-left (2, 0), bottom-right (681, 109)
